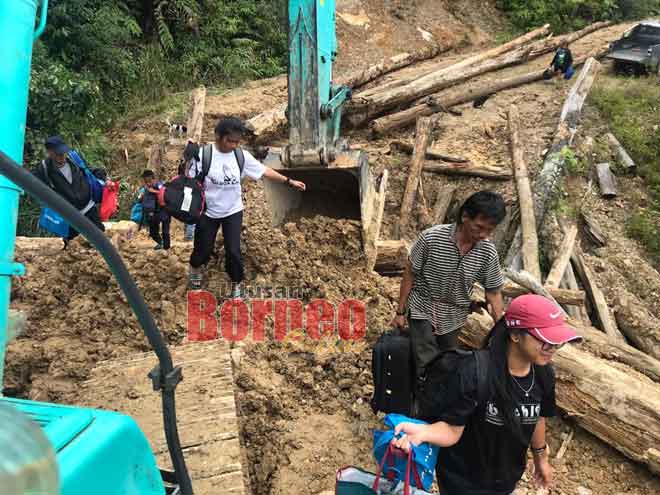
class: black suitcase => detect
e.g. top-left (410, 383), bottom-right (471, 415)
top-left (370, 329), bottom-right (413, 415)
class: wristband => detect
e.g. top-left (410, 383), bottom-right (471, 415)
top-left (531, 445), bottom-right (547, 455)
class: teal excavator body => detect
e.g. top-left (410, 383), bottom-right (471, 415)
top-left (0, 2), bottom-right (175, 494)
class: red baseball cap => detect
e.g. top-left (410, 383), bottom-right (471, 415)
top-left (504, 294), bottom-right (582, 345)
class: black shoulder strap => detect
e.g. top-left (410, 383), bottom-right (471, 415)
top-left (200, 143), bottom-right (213, 181)
top-left (41, 160), bottom-right (55, 189)
top-left (234, 147), bottom-right (245, 174)
top-left (474, 349), bottom-right (491, 405)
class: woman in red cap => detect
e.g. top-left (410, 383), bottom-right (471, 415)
top-left (393, 294), bottom-right (582, 495)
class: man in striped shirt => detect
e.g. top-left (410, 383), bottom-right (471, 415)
top-left (393, 191), bottom-right (506, 379)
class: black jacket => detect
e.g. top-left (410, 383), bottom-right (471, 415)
top-left (551, 48), bottom-right (573, 72)
top-left (34, 157), bottom-right (91, 210)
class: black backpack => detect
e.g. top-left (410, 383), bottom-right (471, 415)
top-left (159, 144), bottom-right (245, 224)
top-left (414, 348), bottom-right (491, 423)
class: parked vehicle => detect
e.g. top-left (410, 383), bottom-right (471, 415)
top-left (606, 20), bottom-right (660, 75)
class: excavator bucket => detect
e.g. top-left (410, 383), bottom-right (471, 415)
top-left (262, 149), bottom-right (386, 269)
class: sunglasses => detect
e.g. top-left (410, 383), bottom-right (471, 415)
top-left (524, 331), bottom-right (565, 352)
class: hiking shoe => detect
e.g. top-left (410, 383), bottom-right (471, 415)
top-left (188, 273), bottom-right (203, 290)
top-left (230, 283), bottom-right (243, 299)
top-left (154, 243), bottom-right (163, 250)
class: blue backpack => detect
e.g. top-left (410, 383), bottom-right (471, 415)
top-left (130, 187), bottom-right (146, 224)
top-left (67, 150), bottom-right (105, 204)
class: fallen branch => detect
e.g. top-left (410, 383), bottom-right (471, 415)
top-left (396, 117), bottom-right (433, 238)
top-left (423, 162), bottom-right (512, 180)
top-left (509, 105), bottom-right (541, 281)
top-left (389, 140), bottom-right (469, 163)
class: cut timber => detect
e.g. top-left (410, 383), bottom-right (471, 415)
top-left (78, 340), bottom-right (249, 494)
top-left (350, 43), bottom-right (537, 126)
top-left (365, 169), bottom-right (389, 271)
top-left (473, 282), bottom-right (585, 306)
top-left (571, 251), bottom-right (626, 344)
top-left (503, 269), bottom-right (569, 311)
top-left (396, 117), bottom-right (433, 238)
top-left (613, 288), bottom-right (660, 360)
top-left (560, 265), bottom-right (590, 322)
top-left (370, 46), bottom-right (607, 135)
top-left (389, 141), bottom-right (469, 163)
top-left (375, 240), bottom-right (410, 276)
top-left (186, 86), bottom-right (206, 143)
top-left (606, 132), bottom-right (637, 173)
top-left (505, 58), bottom-right (601, 269)
top-left (432, 185), bottom-right (456, 225)
top-left (596, 162), bottom-right (618, 198)
top-left (462, 310), bottom-right (660, 475)
top-left (544, 224), bottom-right (579, 289)
top-left (528, 21), bottom-right (613, 57)
top-left (244, 43), bottom-right (455, 140)
top-left (509, 105), bottom-right (541, 281)
top-left (417, 174), bottom-right (432, 230)
top-left (580, 210), bottom-right (607, 248)
top-left (423, 162), bottom-right (512, 180)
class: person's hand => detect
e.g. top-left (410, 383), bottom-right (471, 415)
top-left (390, 314), bottom-right (407, 331)
top-left (289, 179), bottom-right (306, 191)
top-left (532, 454), bottom-right (553, 489)
top-left (392, 423), bottom-right (427, 452)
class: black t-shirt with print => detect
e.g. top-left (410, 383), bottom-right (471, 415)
top-left (435, 356), bottom-right (556, 495)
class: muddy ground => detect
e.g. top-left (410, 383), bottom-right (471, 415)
top-left (6, 1), bottom-right (660, 494)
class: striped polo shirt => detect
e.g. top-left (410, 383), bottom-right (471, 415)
top-left (408, 223), bottom-right (504, 335)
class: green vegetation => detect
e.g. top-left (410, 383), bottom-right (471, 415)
top-left (590, 77), bottom-right (660, 265)
top-left (495, 0), bottom-right (660, 33)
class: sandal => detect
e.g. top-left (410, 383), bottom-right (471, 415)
top-left (188, 272), bottom-right (203, 290)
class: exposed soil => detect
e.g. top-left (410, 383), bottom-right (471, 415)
top-left (6, 3), bottom-right (660, 495)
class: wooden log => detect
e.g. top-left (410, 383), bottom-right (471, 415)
top-left (613, 289), bottom-right (660, 360)
top-left (509, 105), bottom-right (541, 281)
top-left (473, 281), bottom-right (586, 306)
top-left (396, 117), bottom-right (433, 238)
top-left (371, 47), bottom-right (606, 135)
top-left (503, 269), bottom-right (568, 312)
top-left (350, 43), bottom-right (536, 126)
top-left (544, 223), bottom-right (579, 289)
top-left (416, 174), bottom-right (432, 230)
top-left (186, 86), bottom-right (206, 143)
top-left (244, 43), bottom-right (456, 140)
top-left (571, 251), bottom-right (626, 344)
top-left (365, 169), bottom-right (389, 272)
top-left (580, 210), bottom-right (607, 248)
top-left (606, 132), bottom-right (637, 173)
top-left (528, 21), bottom-right (613, 57)
top-left (389, 141), bottom-right (469, 163)
top-left (559, 265), bottom-right (590, 322)
top-left (374, 240), bottom-right (410, 276)
top-left (423, 162), bottom-right (512, 180)
top-left (462, 310), bottom-right (660, 475)
top-left (432, 185), bottom-right (456, 225)
top-left (505, 58), bottom-right (601, 269)
top-left (596, 162), bottom-right (618, 198)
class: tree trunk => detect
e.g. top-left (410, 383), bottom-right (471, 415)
top-left (505, 58), bottom-right (601, 269)
top-left (544, 223), bottom-right (578, 289)
top-left (432, 185), bottom-right (456, 225)
top-left (371, 47), bottom-right (606, 135)
top-left (350, 44), bottom-right (537, 126)
top-left (571, 251), bottom-right (627, 344)
top-left (396, 117), bottom-right (433, 238)
top-left (186, 86), bottom-right (207, 144)
top-left (374, 240), bottom-right (410, 276)
top-left (461, 310), bottom-right (660, 475)
top-left (389, 141), bottom-right (468, 163)
top-left (509, 105), bottom-right (541, 281)
top-left (528, 21), bottom-right (613, 57)
top-left (606, 132), bottom-right (637, 173)
top-left (596, 162), bottom-right (618, 198)
top-left (423, 162), bottom-right (512, 181)
top-left (613, 288), bottom-right (660, 360)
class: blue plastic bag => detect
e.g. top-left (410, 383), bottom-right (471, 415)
top-left (38, 207), bottom-right (69, 238)
top-left (373, 414), bottom-right (439, 491)
top-left (130, 187), bottom-right (146, 224)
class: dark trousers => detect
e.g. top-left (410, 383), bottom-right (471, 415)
top-left (147, 210), bottom-right (171, 249)
top-left (67, 205), bottom-right (105, 240)
top-left (409, 318), bottom-right (459, 379)
top-left (189, 211), bottom-right (244, 283)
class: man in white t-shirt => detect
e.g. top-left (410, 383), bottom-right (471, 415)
top-left (188, 117), bottom-right (305, 296)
